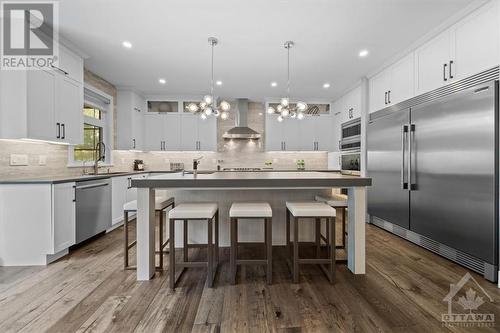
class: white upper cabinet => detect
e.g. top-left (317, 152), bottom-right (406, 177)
top-left (415, 1), bottom-right (499, 95)
top-left (415, 31), bottom-right (452, 95)
top-left (180, 114), bottom-right (199, 150)
top-left (55, 45), bottom-right (84, 84)
top-left (116, 90), bottom-right (145, 150)
top-left (331, 108), bottom-right (342, 152)
top-left (56, 76), bottom-right (84, 145)
top-left (451, 0), bottom-right (499, 81)
top-left (389, 53), bottom-right (415, 105)
top-left (369, 53), bottom-right (414, 113)
top-left (197, 116), bottom-right (217, 151)
top-left (265, 113), bottom-right (333, 151)
top-left (27, 69), bottom-right (57, 141)
top-left (164, 114), bottom-right (182, 150)
top-left (143, 113), bottom-right (166, 151)
top-left (337, 86), bottom-right (362, 122)
top-left (265, 114), bottom-right (284, 151)
top-left (369, 70), bottom-right (391, 113)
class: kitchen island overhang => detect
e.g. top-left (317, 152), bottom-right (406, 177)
top-left (132, 171), bottom-right (372, 281)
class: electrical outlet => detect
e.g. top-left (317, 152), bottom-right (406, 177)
top-left (39, 155), bottom-right (47, 166)
top-left (10, 154), bottom-right (29, 166)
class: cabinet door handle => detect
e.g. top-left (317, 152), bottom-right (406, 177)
top-left (387, 91), bottom-right (391, 104)
top-left (72, 185), bottom-right (76, 202)
top-left (443, 63), bottom-right (448, 81)
top-left (132, 139), bottom-right (136, 149)
top-left (50, 65), bottom-right (69, 76)
top-left (384, 91), bottom-right (388, 105)
top-left (449, 60), bottom-right (454, 79)
top-left (61, 123), bottom-right (65, 139)
top-left (56, 123), bottom-right (61, 139)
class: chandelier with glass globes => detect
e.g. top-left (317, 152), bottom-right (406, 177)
top-left (186, 37), bottom-right (230, 120)
top-left (266, 41), bottom-right (307, 122)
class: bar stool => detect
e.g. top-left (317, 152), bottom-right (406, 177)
top-left (168, 203), bottom-right (219, 289)
top-left (123, 196), bottom-right (175, 270)
top-left (316, 194), bottom-right (348, 249)
top-left (230, 202), bottom-right (273, 285)
top-left (286, 201), bottom-right (336, 284)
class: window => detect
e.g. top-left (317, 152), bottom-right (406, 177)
top-left (73, 121), bottom-right (103, 161)
top-left (68, 86), bottom-right (112, 166)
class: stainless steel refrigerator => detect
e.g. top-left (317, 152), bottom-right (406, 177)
top-left (368, 73), bottom-right (498, 282)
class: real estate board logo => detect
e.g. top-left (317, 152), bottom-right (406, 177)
top-left (442, 272), bottom-right (495, 328)
top-left (1, 1), bottom-right (58, 70)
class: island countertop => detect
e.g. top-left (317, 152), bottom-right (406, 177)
top-left (131, 171), bottom-right (371, 189)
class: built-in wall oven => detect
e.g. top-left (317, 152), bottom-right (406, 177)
top-left (340, 118), bottom-right (361, 175)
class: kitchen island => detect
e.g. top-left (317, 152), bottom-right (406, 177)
top-left (132, 171), bottom-right (371, 281)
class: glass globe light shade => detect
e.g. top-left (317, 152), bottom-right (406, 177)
top-left (187, 103), bottom-right (199, 113)
top-left (200, 113), bottom-right (207, 120)
top-left (267, 106), bottom-right (275, 114)
top-left (204, 107), bottom-right (213, 116)
top-left (297, 112), bottom-right (305, 120)
top-left (203, 95), bottom-right (213, 105)
top-left (220, 100), bottom-right (230, 111)
top-left (281, 98), bottom-right (289, 107)
top-left (276, 104), bottom-right (283, 112)
top-left (213, 109), bottom-right (220, 117)
top-left (290, 112), bottom-right (297, 119)
top-left (220, 111), bottom-right (229, 120)
top-left (281, 109), bottom-right (289, 117)
top-left (296, 101), bottom-right (307, 112)
top-left (277, 115), bottom-right (284, 122)
top-left (199, 101), bottom-right (207, 110)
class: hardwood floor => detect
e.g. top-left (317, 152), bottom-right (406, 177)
top-left (0, 223), bottom-right (499, 333)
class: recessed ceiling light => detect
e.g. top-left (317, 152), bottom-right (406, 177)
top-left (158, 78), bottom-right (166, 84)
top-left (216, 80), bottom-right (222, 86)
top-left (122, 40), bottom-right (132, 49)
top-left (271, 82), bottom-right (277, 87)
top-left (323, 83), bottom-right (331, 89)
top-left (359, 49), bottom-right (369, 57)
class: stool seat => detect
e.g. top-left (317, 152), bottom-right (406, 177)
top-left (230, 202), bottom-right (272, 218)
top-left (315, 194), bottom-right (348, 208)
top-left (286, 201), bottom-right (336, 217)
top-left (168, 203), bottom-right (218, 219)
top-left (123, 196), bottom-right (174, 212)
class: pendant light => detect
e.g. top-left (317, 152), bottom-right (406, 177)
top-left (267, 41), bottom-right (307, 122)
top-left (186, 37), bottom-right (230, 120)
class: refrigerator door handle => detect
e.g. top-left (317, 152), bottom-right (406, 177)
top-left (401, 125), bottom-right (408, 189)
top-left (408, 124), bottom-right (416, 190)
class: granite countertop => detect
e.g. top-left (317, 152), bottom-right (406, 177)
top-left (132, 171), bottom-right (371, 188)
top-left (0, 169), bottom-right (342, 184)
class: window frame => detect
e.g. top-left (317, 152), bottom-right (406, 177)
top-left (67, 84), bottom-right (114, 167)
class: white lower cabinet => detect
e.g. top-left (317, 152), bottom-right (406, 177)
top-left (52, 183), bottom-right (76, 253)
top-left (111, 176), bottom-right (129, 225)
top-left (111, 174), bottom-right (149, 226)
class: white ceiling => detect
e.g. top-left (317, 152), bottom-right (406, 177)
top-left (59, 0), bottom-right (476, 101)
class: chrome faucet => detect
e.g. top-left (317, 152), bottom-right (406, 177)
top-left (94, 141), bottom-right (106, 175)
top-left (193, 156), bottom-right (203, 177)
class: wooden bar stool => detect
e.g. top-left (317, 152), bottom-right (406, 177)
top-left (230, 202), bottom-right (273, 285)
top-left (123, 196), bottom-right (175, 270)
top-left (285, 201), bottom-right (336, 284)
top-left (168, 203), bottom-right (219, 289)
top-left (316, 194), bottom-right (348, 250)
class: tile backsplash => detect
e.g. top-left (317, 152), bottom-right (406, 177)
top-left (0, 140), bottom-right (328, 180)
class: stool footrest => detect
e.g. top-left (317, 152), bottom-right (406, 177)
top-left (176, 261), bottom-right (208, 268)
top-left (127, 240), bottom-right (137, 250)
top-left (298, 258), bottom-right (332, 265)
top-left (236, 259), bottom-right (268, 265)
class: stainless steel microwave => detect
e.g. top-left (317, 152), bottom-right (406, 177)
top-left (340, 117), bottom-right (361, 151)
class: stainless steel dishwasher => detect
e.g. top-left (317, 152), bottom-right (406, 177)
top-left (75, 178), bottom-right (111, 243)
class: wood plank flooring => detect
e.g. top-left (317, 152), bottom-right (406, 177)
top-left (0, 223), bottom-right (499, 333)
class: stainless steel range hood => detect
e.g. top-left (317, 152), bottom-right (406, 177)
top-left (222, 99), bottom-right (261, 139)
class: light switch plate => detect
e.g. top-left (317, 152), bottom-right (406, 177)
top-left (10, 154), bottom-right (29, 166)
top-left (39, 155), bottom-right (47, 166)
